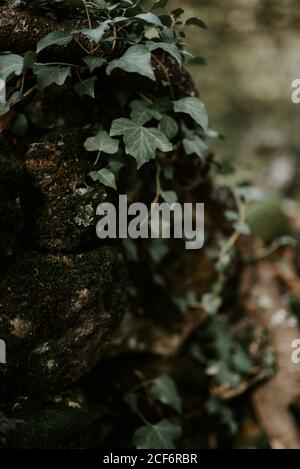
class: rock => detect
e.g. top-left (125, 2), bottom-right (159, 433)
top-left (22, 130), bottom-right (108, 252)
top-left (246, 196), bottom-right (291, 242)
top-left (0, 152), bottom-right (25, 269)
top-left (0, 247), bottom-right (128, 395)
top-left (0, 388), bottom-right (91, 449)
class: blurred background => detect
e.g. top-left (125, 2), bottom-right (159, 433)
top-left (172, 0), bottom-right (300, 242)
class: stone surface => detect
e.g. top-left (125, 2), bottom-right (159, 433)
top-left (22, 130), bottom-right (108, 252)
top-left (0, 151), bottom-right (25, 269)
top-left (0, 247), bottom-right (128, 395)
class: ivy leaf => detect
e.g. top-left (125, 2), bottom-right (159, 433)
top-left (150, 374), bottom-right (182, 414)
top-left (151, 0), bottom-right (169, 10)
top-left (108, 157), bottom-right (125, 175)
top-left (174, 97), bottom-right (208, 131)
top-left (135, 13), bottom-right (163, 27)
top-left (232, 348), bottom-right (253, 374)
top-left (84, 131), bottom-right (119, 154)
top-left (172, 8), bottom-right (184, 18)
top-left (188, 56), bottom-right (207, 66)
top-left (90, 168), bottom-right (117, 190)
top-left (74, 76), bottom-right (97, 98)
top-left (233, 222), bottom-right (251, 236)
top-left (148, 240), bottom-right (169, 263)
top-left (79, 20), bottom-right (111, 43)
top-left (133, 420), bottom-right (182, 449)
top-left (130, 99), bottom-right (162, 125)
top-left (106, 45), bottom-right (156, 81)
top-left (83, 56), bottom-right (106, 72)
top-left (0, 91), bottom-right (21, 117)
top-left (159, 15), bottom-right (172, 28)
top-left (124, 392), bottom-right (139, 414)
top-left (37, 31), bottom-right (74, 53)
top-left (186, 17), bottom-right (207, 29)
top-left (183, 135), bottom-right (208, 159)
top-left (146, 41), bottom-right (182, 66)
top-left (159, 115), bottom-right (178, 140)
top-left (23, 51), bottom-right (37, 71)
top-left (33, 64), bottom-right (71, 88)
top-left (201, 293), bottom-right (222, 315)
top-left (110, 118), bottom-right (172, 168)
top-left (160, 190), bottom-right (178, 204)
top-left (0, 54), bottom-right (23, 80)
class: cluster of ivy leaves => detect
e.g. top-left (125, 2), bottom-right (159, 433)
top-left (0, 0), bottom-right (213, 190)
top-left (124, 373), bottom-right (183, 449)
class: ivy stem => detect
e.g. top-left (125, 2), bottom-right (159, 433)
top-left (93, 150), bottom-right (101, 167)
top-left (82, 0), bottom-right (92, 30)
top-left (219, 188), bottom-right (247, 261)
top-left (40, 62), bottom-right (82, 68)
top-left (152, 54), bottom-right (175, 101)
top-left (74, 36), bottom-right (93, 55)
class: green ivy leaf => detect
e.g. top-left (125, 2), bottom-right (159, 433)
top-left (146, 41), bottom-right (182, 66)
top-left (159, 115), bottom-right (178, 140)
top-left (172, 8), bottom-right (184, 18)
top-left (160, 190), bottom-right (178, 204)
top-left (124, 392), bottom-right (139, 414)
top-left (37, 30), bottom-right (74, 53)
top-left (150, 374), bottom-right (182, 414)
top-left (232, 348), bottom-right (253, 374)
top-left (151, 0), bottom-right (169, 10)
top-left (183, 135), bottom-right (208, 159)
top-left (23, 51), bottom-right (37, 71)
top-left (133, 420), bottom-right (182, 449)
top-left (201, 293), bottom-right (222, 315)
top-left (135, 12), bottom-right (163, 27)
top-left (79, 20), bottom-right (111, 43)
top-left (188, 56), bottom-right (207, 66)
top-left (108, 158), bottom-right (125, 175)
top-left (74, 76), bottom-right (97, 98)
top-left (83, 56), bottom-right (106, 72)
top-left (33, 64), bottom-right (71, 88)
top-left (110, 118), bottom-right (172, 168)
top-left (186, 17), bottom-right (207, 29)
top-left (159, 15), bottom-right (172, 28)
top-left (106, 45), bottom-right (156, 81)
top-left (0, 54), bottom-right (23, 80)
top-left (174, 97), bottom-right (208, 131)
top-left (0, 91), bottom-right (21, 117)
top-left (148, 240), bottom-right (169, 263)
top-left (130, 99), bottom-right (162, 125)
top-left (84, 131), bottom-right (119, 154)
top-left (90, 167), bottom-right (117, 190)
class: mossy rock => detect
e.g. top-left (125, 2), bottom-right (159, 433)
top-left (246, 196), bottom-right (291, 242)
top-left (0, 153), bottom-right (25, 268)
top-left (0, 388), bottom-right (91, 449)
top-left (0, 246), bottom-right (128, 395)
top-left (22, 130), bottom-right (108, 252)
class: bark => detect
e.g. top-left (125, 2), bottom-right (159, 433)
top-left (240, 259), bottom-right (300, 449)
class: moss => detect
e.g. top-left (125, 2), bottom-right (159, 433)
top-left (10, 408), bottom-right (89, 449)
top-left (0, 152), bottom-right (25, 269)
top-left (22, 130), bottom-right (109, 252)
top-left (246, 196), bottom-right (291, 242)
top-left (0, 247), bottom-right (128, 395)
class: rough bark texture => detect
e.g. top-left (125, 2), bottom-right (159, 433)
top-left (240, 260), bottom-right (300, 449)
